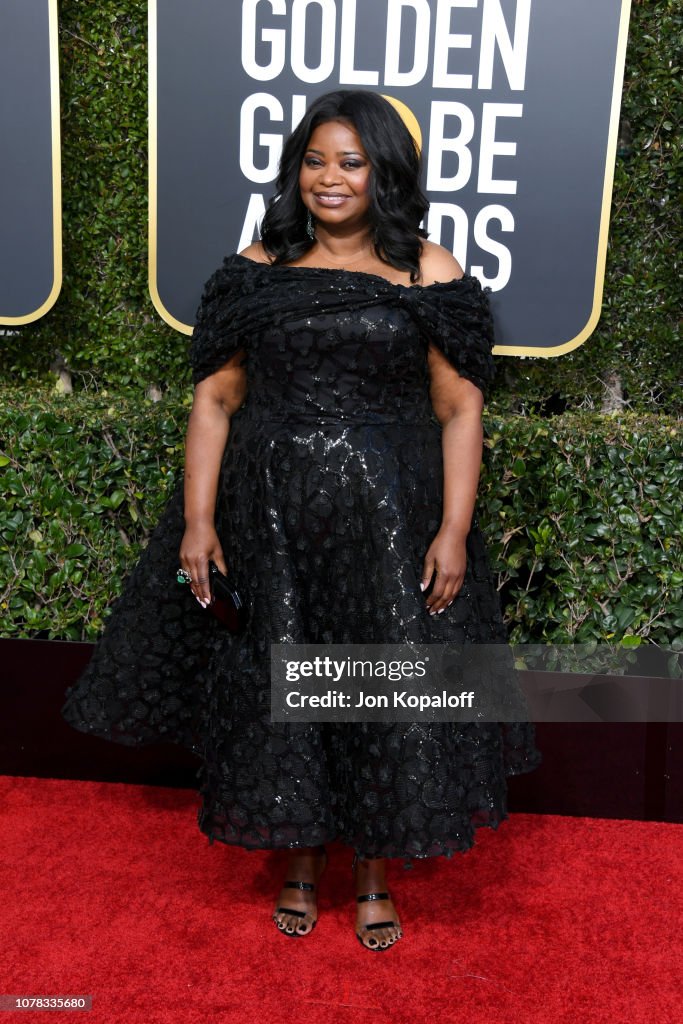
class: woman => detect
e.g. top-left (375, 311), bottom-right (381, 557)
top-left (62, 90), bottom-right (539, 952)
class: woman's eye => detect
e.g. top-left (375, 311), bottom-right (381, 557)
top-left (303, 157), bottom-right (365, 170)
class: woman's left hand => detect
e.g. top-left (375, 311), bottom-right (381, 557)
top-left (420, 526), bottom-right (468, 615)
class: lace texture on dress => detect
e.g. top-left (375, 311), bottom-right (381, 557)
top-left (62, 252), bottom-right (540, 861)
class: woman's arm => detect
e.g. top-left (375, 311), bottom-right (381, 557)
top-left (422, 345), bottom-right (485, 615)
top-left (180, 349), bottom-right (247, 607)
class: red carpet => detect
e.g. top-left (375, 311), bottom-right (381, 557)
top-left (1, 774), bottom-right (681, 1024)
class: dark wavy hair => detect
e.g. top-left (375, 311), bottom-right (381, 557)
top-left (259, 90), bottom-right (429, 282)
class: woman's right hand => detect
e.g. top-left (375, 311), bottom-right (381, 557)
top-left (179, 522), bottom-right (228, 608)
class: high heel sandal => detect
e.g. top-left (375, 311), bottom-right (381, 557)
top-left (272, 845), bottom-right (327, 938)
top-left (352, 853), bottom-right (403, 952)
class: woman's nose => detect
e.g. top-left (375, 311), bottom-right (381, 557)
top-left (318, 166), bottom-right (342, 186)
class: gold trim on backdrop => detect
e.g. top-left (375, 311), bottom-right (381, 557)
top-left (1, 0), bottom-right (62, 326)
top-left (147, 0), bottom-right (633, 355)
top-left (500, 0), bottom-right (632, 357)
top-left (147, 0), bottom-right (192, 335)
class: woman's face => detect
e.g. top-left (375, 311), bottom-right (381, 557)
top-left (299, 120), bottom-right (372, 232)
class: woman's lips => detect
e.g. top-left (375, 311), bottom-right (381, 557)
top-left (313, 194), bottom-right (350, 207)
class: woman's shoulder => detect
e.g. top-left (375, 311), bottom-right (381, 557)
top-left (418, 240), bottom-right (465, 287)
top-left (237, 241), bottom-right (273, 265)
top-left (410, 241), bottom-right (487, 315)
top-left (197, 246), bottom-right (272, 307)
top-left (407, 242), bottom-right (494, 350)
top-left (410, 244), bottom-right (496, 398)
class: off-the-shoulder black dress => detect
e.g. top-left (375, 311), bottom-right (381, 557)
top-left (61, 253), bottom-right (539, 860)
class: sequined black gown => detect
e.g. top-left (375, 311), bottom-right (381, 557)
top-left (61, 253), bottom-right (539, 859)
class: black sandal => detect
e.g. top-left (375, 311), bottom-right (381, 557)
top-left (272, 846), bottom-right (327, 938)
top-left (356, 891), bottom-right (403, 951)
top-left (352, 854), bottom-right (403, 951)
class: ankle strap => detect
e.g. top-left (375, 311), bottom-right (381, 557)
top-left (283, 880), bottom-right (315, 891)
top-left (357, 892), bottom-right (389, 903)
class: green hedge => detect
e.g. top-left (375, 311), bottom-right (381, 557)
top-left (482, 412), bottom-right (683, 646)
top-left (0, 0), bottom-right (681, 414)
top-left (0, 392), bottom-right (187, 639)
top-left (2, 391), bottom-right (681, 646)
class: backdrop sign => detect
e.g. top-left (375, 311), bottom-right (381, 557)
top-left (150, 0), bottom-right (631, 355)
top-left (0, 0), bottom-right (61, 325)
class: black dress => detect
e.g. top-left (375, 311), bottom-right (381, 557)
top-left (61, 253), bottom-right (540, 860)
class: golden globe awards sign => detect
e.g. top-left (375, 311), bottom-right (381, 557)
top-left (0, 0), bottom-right (61, 325)
top-left (149, 0), bottom-right (631, 355)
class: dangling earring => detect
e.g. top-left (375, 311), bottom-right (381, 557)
top-left (306, 209), bottom-right (315, 240)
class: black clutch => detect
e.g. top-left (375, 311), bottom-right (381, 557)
top-left (208, 561), bottom-right (248, 633)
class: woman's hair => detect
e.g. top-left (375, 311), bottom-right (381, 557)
top-left (259, 90), bottom-right (429, 282)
